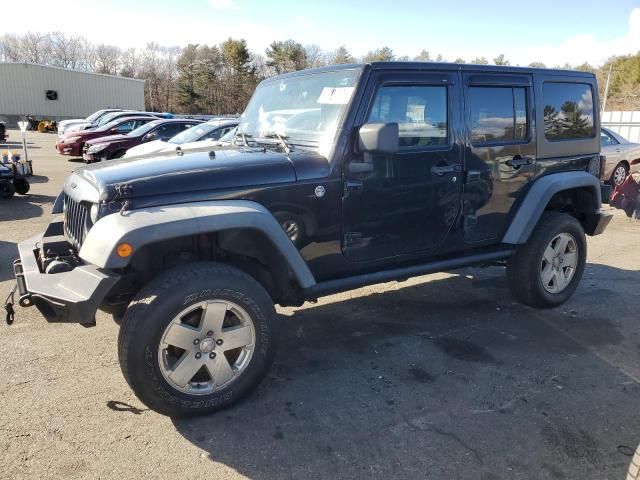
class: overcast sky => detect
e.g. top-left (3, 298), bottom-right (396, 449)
top-left (4, 0), bottom-right (639, 66)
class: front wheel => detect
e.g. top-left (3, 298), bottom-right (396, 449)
top-left (507, 212), bottom-right (586, 308)
top-left (118, 262), bottom-right (276, 417)
top-left (0, 180), bottom-right (16, 198)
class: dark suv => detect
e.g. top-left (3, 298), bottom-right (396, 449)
top-left (8, 63), bottom-right (611, 417)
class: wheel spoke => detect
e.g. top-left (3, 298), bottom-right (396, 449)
top-left (554, 270), bottom-right (568, 291)
top-left (201, 302), bottom-right (227, 336)
top-left (543, 246), bottom-right (556, 263)
top-left (163, 322), bottom-right (198, 351)
top-left (562, 252), bottom-right (577, 268)
top-left (169, 353), bottom-right (202, 388)
top-left (206, 355), bottom-right (235, 386)
top-left (541, 264), bottom-right (555, 286)
top-left (554, 235), bottom-right (570, 255)
top-left (220, 325), bottom-right (253, 351)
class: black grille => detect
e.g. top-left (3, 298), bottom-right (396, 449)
top-left (63, 194), bottom-right (89, 249)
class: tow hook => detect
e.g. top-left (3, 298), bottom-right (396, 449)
top-left (4, 284), bottom-right (16, 325)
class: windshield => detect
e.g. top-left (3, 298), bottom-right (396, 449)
top-left (168, 123), bottom-right (216, 144)
top-left (128, 120), bottom-right (162, 137)
top-left (86, 109), bottom-right (107, 123)
top-left (237, 68), bottom-right (360, 150)
top-left (96, 112), bottom-right (135, 126)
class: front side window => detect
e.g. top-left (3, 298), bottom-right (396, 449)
top-left (600, 129), bottom-right (617, 146)
top-left (543, 82), bottom-right (595, 140)
top-left (367, 85), bottom-right (448, 148)
top-left (470, 87), bottom-right (528, 144)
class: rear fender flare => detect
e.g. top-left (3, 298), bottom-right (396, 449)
top-left (502, 171), bottom-right (601, 244)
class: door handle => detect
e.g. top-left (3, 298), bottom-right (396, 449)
top-left (431, 164), bottom-right (461, 176)
top-left (344, 180), bottom-right (363, 194)
top-left (506, 156), bottom-right (533, 169)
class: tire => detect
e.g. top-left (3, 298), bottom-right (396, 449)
top-left (13, 178), bottom-right (30, 195)
top-left (274, 211), bottom-right (306, 248)
top-left (507, 212), bottom-right (586, 308)
top-left (0, 180), bottom-right (16, 198)
top-left (610, 162), bottom-right (629, 187)
top-left (118, 262), bottom-right (276, 417)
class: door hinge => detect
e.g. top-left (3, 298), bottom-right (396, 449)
top-left (344, 232), bottom-right (363, 247)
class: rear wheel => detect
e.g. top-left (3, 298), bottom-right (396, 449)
top-left (507, 212), bottom-right (586, 308)
top-left (13, 178), bottom-right (30, 195)
top-left (610, 162), bottom-right (629, 187)
top-left (118, 262), bottom-right (276, 417)
top-left (0, 180), bottom-right (15, 198)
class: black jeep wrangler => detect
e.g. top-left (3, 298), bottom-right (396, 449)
top-left (9, 63), bottom-right (611, 417)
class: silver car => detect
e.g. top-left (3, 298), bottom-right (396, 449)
top-left (601, 127), bottom-right (640, 187)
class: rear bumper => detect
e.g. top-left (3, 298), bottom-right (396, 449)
top-left (13, 234), bottom-right (119, 325)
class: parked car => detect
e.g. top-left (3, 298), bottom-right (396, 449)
top-left (123, 119), bottom-right (238, 159)
top-left (57, 109), bottom-right (123, 137)
top-left (8, 63), bottom-right (611, 417)
top-left (55, 116), bottom-right (158, 158)
top-left (66, 111), bottom-right (172, 134)
top-left (600, 127), bottom-right (640, 187)
top-left (83, 118), bottom-right (203, 162)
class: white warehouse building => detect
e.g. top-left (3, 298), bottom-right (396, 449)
top-left (0, 62), bottom-right (145, 127)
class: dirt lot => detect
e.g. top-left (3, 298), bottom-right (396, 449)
top-left (1, 129), bottom-right (639, 480)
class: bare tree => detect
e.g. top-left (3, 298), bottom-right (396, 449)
top-left (94, 44), bottom-right (121, 74)
top-left (49, 31), bottom-right (86, 69)
top-left (20, 32), bottom-right (52, 64)
top-left (304, 44), bottom-right (326, 68)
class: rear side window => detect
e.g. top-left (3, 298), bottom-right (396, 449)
top-left (367, 85), bottom-right (448, 148)
top-left (543, 82), bottom-right (595, 141)
top-left (469, 87), bottom-right (528, 144)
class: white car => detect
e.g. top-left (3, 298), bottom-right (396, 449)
top-left (58, 109), bottom-right (122, 137)
top-left (123, 119), bottom-right (237, 159)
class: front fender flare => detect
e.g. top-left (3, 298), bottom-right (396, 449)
top-left (502, 171), bottom-right (602, 244)
top-left (79, 200), bottom-right (317, 289)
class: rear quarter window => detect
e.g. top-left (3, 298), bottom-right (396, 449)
top-left (543, 82), bottom-right (595, 141)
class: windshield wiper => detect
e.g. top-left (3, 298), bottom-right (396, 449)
top-left (261, 133), bottom-right (292, 154)
top-left (234, 132), bottom-right (253, 147)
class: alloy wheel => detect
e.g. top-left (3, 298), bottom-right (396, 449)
top-left (158, 300), bottom-right (255, 395)
top-left (540, 232), bottom-right (578, 294)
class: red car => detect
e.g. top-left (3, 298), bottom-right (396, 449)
top-left (55, 116), bottom-right (158, 158)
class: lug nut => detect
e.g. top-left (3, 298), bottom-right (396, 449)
top-left (216, 339), bottom-right (223, 346)
top-left (194, 338), bottom-right (200, 345)
top-left (195, 352), bottom-right (202, 359)
top-left (207, 331), bottom-right (213, 336)
top-left (209, 352), bottom-right (216, 359)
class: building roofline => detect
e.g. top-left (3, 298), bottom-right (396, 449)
top-left (0, 62), bottom-right (146, 82)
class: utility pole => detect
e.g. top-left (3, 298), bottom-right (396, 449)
top-left (601, 63), bottom-right (613, 114)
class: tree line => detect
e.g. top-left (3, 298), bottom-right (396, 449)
top-left (1, 31), bottom-right (639, 113)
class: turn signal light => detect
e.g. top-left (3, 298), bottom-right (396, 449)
top-left (116, 242), bottom-right (133, 258)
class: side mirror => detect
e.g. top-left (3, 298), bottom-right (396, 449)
top-left (358, 122), bottom-right (399, 154)
top-left (143, 132), bottom-right (156, 141)
top-left (110, 128), bottom-right (119, 134)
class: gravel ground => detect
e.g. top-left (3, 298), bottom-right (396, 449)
top-left (1, 129), bottom-right (639, 480)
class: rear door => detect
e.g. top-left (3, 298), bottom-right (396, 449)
top-left (462, 73), bottom-right (536, 242)
top-left (342, 70), bottom-right (463, 261)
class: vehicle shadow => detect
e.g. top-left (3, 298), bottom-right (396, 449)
top-left (171, 263), bottom-right (640, 480)
top-left (27, 175), bottom-right (49, 184)
top-left (0, 241), bottom-right (17, 282)
top-left (0, 193), bottom-right (56, 221)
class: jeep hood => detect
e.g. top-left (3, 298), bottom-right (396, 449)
top-left (70, 148), bottom-right (320, 202)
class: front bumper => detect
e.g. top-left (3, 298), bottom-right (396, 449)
top-left (55, 142), bottom-right (81, 156)
top-left (13, 234), bottom-right (120, 325)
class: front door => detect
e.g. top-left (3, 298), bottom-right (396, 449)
top-left (342, 71), bottom-right (462, 262)
top-left (462, 73), bottom-right (536, 242)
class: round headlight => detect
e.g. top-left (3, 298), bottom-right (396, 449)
top-left (90, 204), bottom-right (100, 223)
